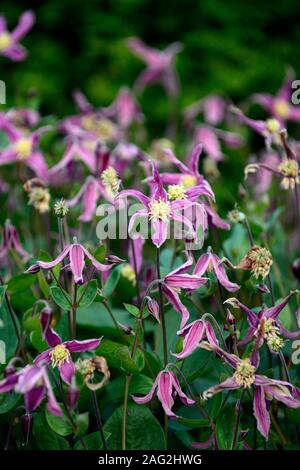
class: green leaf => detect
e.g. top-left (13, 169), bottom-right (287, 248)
top-left (0, 285), bottom-right (7, 307)
top-left (37, 270), bottom-right (50, 298)
top-left (29, 329), bottom-right (48, 352)
top-left (0, 391), bottom-right (20, 414)
top-left (33, 413), bottom-right (70, 450)
top-left (103, 266), bottom-right (121, 298)
top-left (123, 303), bottom-right (140, 317)
top-left (74, 431), bottom-right (111, 450)
top-left (177, 417), bottom-right (210, 428)
top-left (96, 339), bottom-right (144, 375)
top-left (0, 303), bottom-right (20, 358)
top-left (75, 412), bottom-right (89, 436)
top-left (22, 308), bottom-right (40, 333)
top-left (8, 274), bottom-right (36, 293)
top-left (215, 405), bottom-right (236, 450)
top-left (50, 285), bottom-right (71, 310)
top-left (104, 404), bottom-right (165, 450)
top-left (45, 408), bottom-right (73, 436)
top-left (38, 249), bottom-right (60, 279)
top-left (77, 280), bottom-right (98, 309)
top-left (93, 244), bottom-right (106, 263)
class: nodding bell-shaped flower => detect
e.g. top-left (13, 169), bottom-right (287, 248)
top-left (132, 368), bottom-right (194, 418)
top-left (0, 11), bottom-right (35, 61)
top-left (172, 319), bottom-right (219, 359)
top-left (0, 219), bottom-right (30, 261)
top-left (26, 237), bottom-right (114, 284)
top-left (194, 247), bottom-right (240, 292)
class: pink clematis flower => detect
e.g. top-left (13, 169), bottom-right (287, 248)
top-left (0, 363), bottom-right (62, 416)
top-left (194, 247), bottom-right (240, 292)
top-left (34, 309), bottom-right (101, 385)
top-left (193, 125), bottom-right (243, 162)
top-left (184, 94), bottom-right (227, 126)
top-left (0, 116), bottom-right (50, 180)
top-left (0, 219), bottom-right (30, 261)
top-left (251, 68), bottom-right (300, 126)
top-left (0, 11), bottom-right (35, 61)
top-left (103, 87), bottom-right (144, 129)
top-left (202, 346), bottom-right (300, 439)
top-left (67, 176), bottom-right (102, 222)
top-left (116, 163), bottom-right (194, 247)
top-left (231, 105), bottom-right (283, 148)
top-left (132, 369), bottom-right (194, 418)
top-left (225, 291), bottom-right (299, 352)
top-left (49, 137), bottom-right (97, 177)
top-left (172, 319), bottom-right (219, 359)
top-left (26, 238), bottom-right (113, 284)
top-left (161, 253), bottom-right (207, 328)
top-left (127, 37), bottom-right (182, 96)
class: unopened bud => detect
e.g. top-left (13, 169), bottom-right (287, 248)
top-left (256, 283), bottom-right (270, 294)
top-left (25, 263), bottom-right (40, 274)
top-left (292, 258), bottom-right (300, 280)
top-left (21, 413), bottom-right (33, 446)
top-left (147, 298), bottom-right (160, 322)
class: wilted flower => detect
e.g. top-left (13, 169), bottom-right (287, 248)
top-left (0, 11), bottom-right (35, 61)
top-left (132, 369), bottom-right (194, 418)
top-left (237, 245), bottom-right (273, 279)
top-left (127, 37), bottom-right (183, 96)
top-left (76, 356), bottom-right (110, 391)
top-left (28, 185), bottom-right (50, 213)
top-left (27, 237), bottom-right (114, 284)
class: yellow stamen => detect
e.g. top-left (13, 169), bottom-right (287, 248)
top-left (181, 174), bottom-right (197, 189)
top-left (14, 138), bottom-right (33, 160)
top-left (274, 99), bottom-right (290, 119)
top-left (167, 184), bottom-right (187, 201)
top-left (266, 118), bottom-right (281, 134)
top-left (234, 358), bottom-right (255, 388)
top-left (121, 263), bottom-right (136, 286)
top-left (149, 198), bottom-right (171, 222)
top-left (50, 344), bottom-right (70, 368)
top-left (278, 159), bottom-right (299, 190)
top-left (101, 166), bottom-right (121, 198)
top-left (0, 32), bottom-right (11, 50)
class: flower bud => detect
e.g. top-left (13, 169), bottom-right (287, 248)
top-left (292, 258), bottom-right (300, 280)
top-left (25, 263), bottom-right (40, 274)
top-left (147, 298), bottom-right (160, 322)
top-left (256, 283), bottom-right (270, 294)
top-left (21, 413), bottom-right (33, 446)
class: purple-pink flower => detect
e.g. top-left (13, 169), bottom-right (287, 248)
top-left (202, 346), bottom-right (300, 439)
top-left (0, 363), bottom-right (62, 416)
top-left (0, 11), bottom-right (35, 61)
top-left (34, 309), bottom-right (101, 384)
top-left (172, 319), bottom-right (219, 359)
top-left (132, 369), bottom-right (194, 418)
top-left (0, 219), bottom-right (30, 261)
top-left (127, 37), bottom-right (182, 96)
top-left (27, 239), bottom-right (113, 284)
top-left (194, 247), bottom-right (240, 292)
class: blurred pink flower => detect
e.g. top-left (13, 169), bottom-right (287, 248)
top-left (0, 11), bottom-right (35, 61)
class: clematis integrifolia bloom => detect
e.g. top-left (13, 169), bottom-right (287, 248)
top-left (0, 219), bottom-right (30, 261)
top-left (0, 11), bottom-right (35, 61)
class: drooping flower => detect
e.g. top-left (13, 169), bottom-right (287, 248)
top-left (0, 219), bottom-right (30, 261)
top-left (194, 247), bottom-right (240, 292)
top-left (245, 129), bottom-right (300, 191)
top-left (103, 87), bottom-right (143, 129)
top-left (161, 253), bottom-right (207, 328)
top-left (193, 125), bottom-right (243, 163)
top-left (202, 347), bottom-right (300, 439)
top-left (0, 117), bottom-right (50, 180)
top-left (251, 68), bottom-right (300, 126)
top-left (66, 176), bottom-right (102, 222)
top-left (26, 238), bottom-right (114, 284)
top-left (132, 369), bottom-right (194, 418)
top-left (116, 163), bottom-right (199, 248)
top-left (34, 309), bottom-right (101, 385)
top-left (225, 291), bottom-right (299, 353)
top-left (49, 137), bottom-right (97, 176)
top-left (231, 105), bottom-right (283, 148)
top-left (184, 94), bottom-right (227, 126)
top-left (0, 11), bottom-right (35, 61)
top-left (127, 37), bottom-right (183, 96)
top-left (172, 319), bottom-right (219, 359)
top-left (0, 363), bottom-right (62, 416)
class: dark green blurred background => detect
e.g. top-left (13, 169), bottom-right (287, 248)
top-left (2, 0), bottom-right (300, 124)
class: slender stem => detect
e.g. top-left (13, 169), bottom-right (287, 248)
top-left (48, 367), bottom-right (88, 450)
top-left (201, 312), bottom-right (229, 352)
top-left (91, 389), bottom-right (108, 450)
top-left (70, 283), bottom-right (77, 339)
top-left (0, 276), bottom-right (21, 347)
top-left (267, 274), bottom-right (275, 306)
top-left (295, 185), bottom-right (300, 232)
top-left (129, 238), bottom-right (141, 305)
top-left (279, 351), bottom-right (291, 382)
top-left (102, 299), bottom-right (122, 332)
top-left (231, 389), bottom-right (245, 450)
top-left (156, 247), bottom-right (168, 367)
top-left (122, 375), bottom-right (130, 451)
top-left (243, 218), bottom-right (254, 246)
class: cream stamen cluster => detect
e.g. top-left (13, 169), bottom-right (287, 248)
top-left (101, 166), bottom-right (121, 198)
top-left (234, 358), bottom-right (255, 388)
top-left (50, 344), bottom-right (71, 368)
top-left (149, 198), bottom-right (171, 222)
top-left (278, 159), bottom-right (299, 190)
top-left (167, 184), bottom-right (186, 201)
